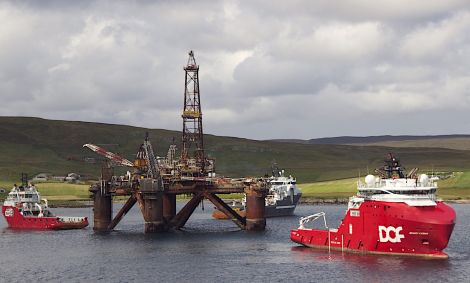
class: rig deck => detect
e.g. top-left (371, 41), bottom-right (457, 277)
top-left (87, 51), bottom-right (268, 233)
top-left (90, 174), bottom-right (267, 233)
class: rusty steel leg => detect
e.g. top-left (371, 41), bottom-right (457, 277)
top-left (93, 184), bottom-right (112, 231)
top-left (142, 192), bottom-right (166, 233)
top-left (107, 195), bottom-right (136, 230)
top-left (205, 193), bottom-right (246, 229)
top-left (245, 185), bottom-right (266, 231)
top-left (139, 178), bottom-right (166, 233)
top-left (170, 192), bottom-right (204, 229)
top-left (163, 193), bottom-right (176, 222)
top-left (135, 192), bottom-right (145, 215)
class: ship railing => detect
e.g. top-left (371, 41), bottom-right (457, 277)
top-left (298, 212), bottom-right (328, 230)
top-left (357, 188), bottom-right (437, 201)
top-left (58, 216), bottom-right (86, 223)
top-left (358, 184), bottom-right (437, 194)
top-left (358, 180), bottom-right (437, 189)
top-left (362, 194), bottom-right (437, 201)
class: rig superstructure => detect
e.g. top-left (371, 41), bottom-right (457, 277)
top-left (86, 51), bottom-right (267, 233)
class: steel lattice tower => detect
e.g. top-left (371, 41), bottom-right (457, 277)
top-left (181, 50), bottom-right (205, 174)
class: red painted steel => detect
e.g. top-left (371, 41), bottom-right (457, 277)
top-left (2, 206), bottom-right (88, 230)
top-left (291, 201), bottom-right (455, 258)
top-left (83, 143), bottom-right (134, 167)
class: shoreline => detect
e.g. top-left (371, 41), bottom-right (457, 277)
top-left (39, 197), bottom-right (470, 208)
top-left (298, 198), bottom-right (470, 205)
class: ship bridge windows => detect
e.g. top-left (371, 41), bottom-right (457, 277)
top-left (391, 189), bottom-right (436, 195)
top-left (359, 188), bottom-right (436, 196)
top-left (359, 190), bottom-right (385, 196)
top-left (20, 194), bottom-right (35, 200)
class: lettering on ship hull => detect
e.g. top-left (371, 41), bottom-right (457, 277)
top-left (379, 226), bottom-right (405, 243)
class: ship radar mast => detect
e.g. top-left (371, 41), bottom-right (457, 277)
top-left (374, 153), bottom-right (406, 178)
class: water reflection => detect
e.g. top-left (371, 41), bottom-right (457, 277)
top-left (0, 204), bottom-right (468, 282)
top-left (290, 244), bottom-right (453, 281)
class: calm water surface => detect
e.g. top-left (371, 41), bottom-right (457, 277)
top-left (1, 203), bottom-right (469, 282)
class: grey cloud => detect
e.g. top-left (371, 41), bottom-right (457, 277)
top-left (1, 1), bottom-right (470, 139)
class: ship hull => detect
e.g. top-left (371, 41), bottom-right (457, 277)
top-left (2, 206), bottom-right (88, 230)
top-left (291, 201), bottom-right (455, 258)
top-left (265, 193), bottom-right (302, 217)
top-left (212, 193), bottom-right (302, 219)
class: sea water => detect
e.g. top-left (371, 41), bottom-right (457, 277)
top-left (0, 203), bottom-right (469, 282)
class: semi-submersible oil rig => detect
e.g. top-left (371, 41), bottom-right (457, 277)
top-left (86, 51), bottom-right (268, 233)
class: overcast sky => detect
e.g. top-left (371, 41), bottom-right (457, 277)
top-left (1, 1), bottom-right (470, 140)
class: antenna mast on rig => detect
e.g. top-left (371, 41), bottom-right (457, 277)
top-left (181, 50), bottom-right (206, 175)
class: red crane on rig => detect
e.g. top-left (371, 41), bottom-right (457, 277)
top-left (86, 51), bottom-right (267, 234)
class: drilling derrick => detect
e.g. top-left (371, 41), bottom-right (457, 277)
top-left (87, 50), bottom-right (267, 234)
top-left (181, 50), bottom-right (206, 176)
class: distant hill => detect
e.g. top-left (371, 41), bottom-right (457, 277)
top-left (3, 117), bottom-right (470, 183)
top-left (271, 135), bottom-right (470, 145)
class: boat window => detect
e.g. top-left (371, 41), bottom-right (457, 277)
top-left (360, 190), bottom-right (384, 195)
top-left (394, 190), bottom-right (435, 195)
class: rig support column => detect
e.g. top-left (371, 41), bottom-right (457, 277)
top-left (163, 194), bottom-right (176, 222)
top-left (244, 183), bottom-right (267, 231)
top-left (170, 191), bottom-right (204, 229)
top-left (93, 181), bottom-right (112, 231)
top-left (205, 192), bottom-right (246, 229)
top-left (107, 195), bottom-right (136, 230)
top-left (141, 178), bottom-right (166, 233)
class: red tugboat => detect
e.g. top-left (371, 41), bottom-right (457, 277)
top-left (2, 184), bottom-right (88, 229)
top-left (291, 153), bottom-right (456, 258)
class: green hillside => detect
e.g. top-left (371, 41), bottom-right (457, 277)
top-left (352, 138), bottom-right (470, 151)
top-left (300, 172), bottom-right (470, 200)
top-left (3, 117), bottom-right (470, 184)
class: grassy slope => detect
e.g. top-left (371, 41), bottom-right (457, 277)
top-left (299, 178), bottom-right (357, 199)
top-left (299, 171), bottom-right (470, 200)
top-left (4, 117), bottom-right (470, 184)
top-left (0, 180), bottom-right (90, 204)
top-left (353, 138), bottom-right (470, 151)
top-left (2, 174), bottom-right (470, 202)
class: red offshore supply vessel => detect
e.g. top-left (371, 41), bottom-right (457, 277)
top-left (291, 153), bottom-right (456, 258)
top-left (2, 185), bottom-right (88, 230)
